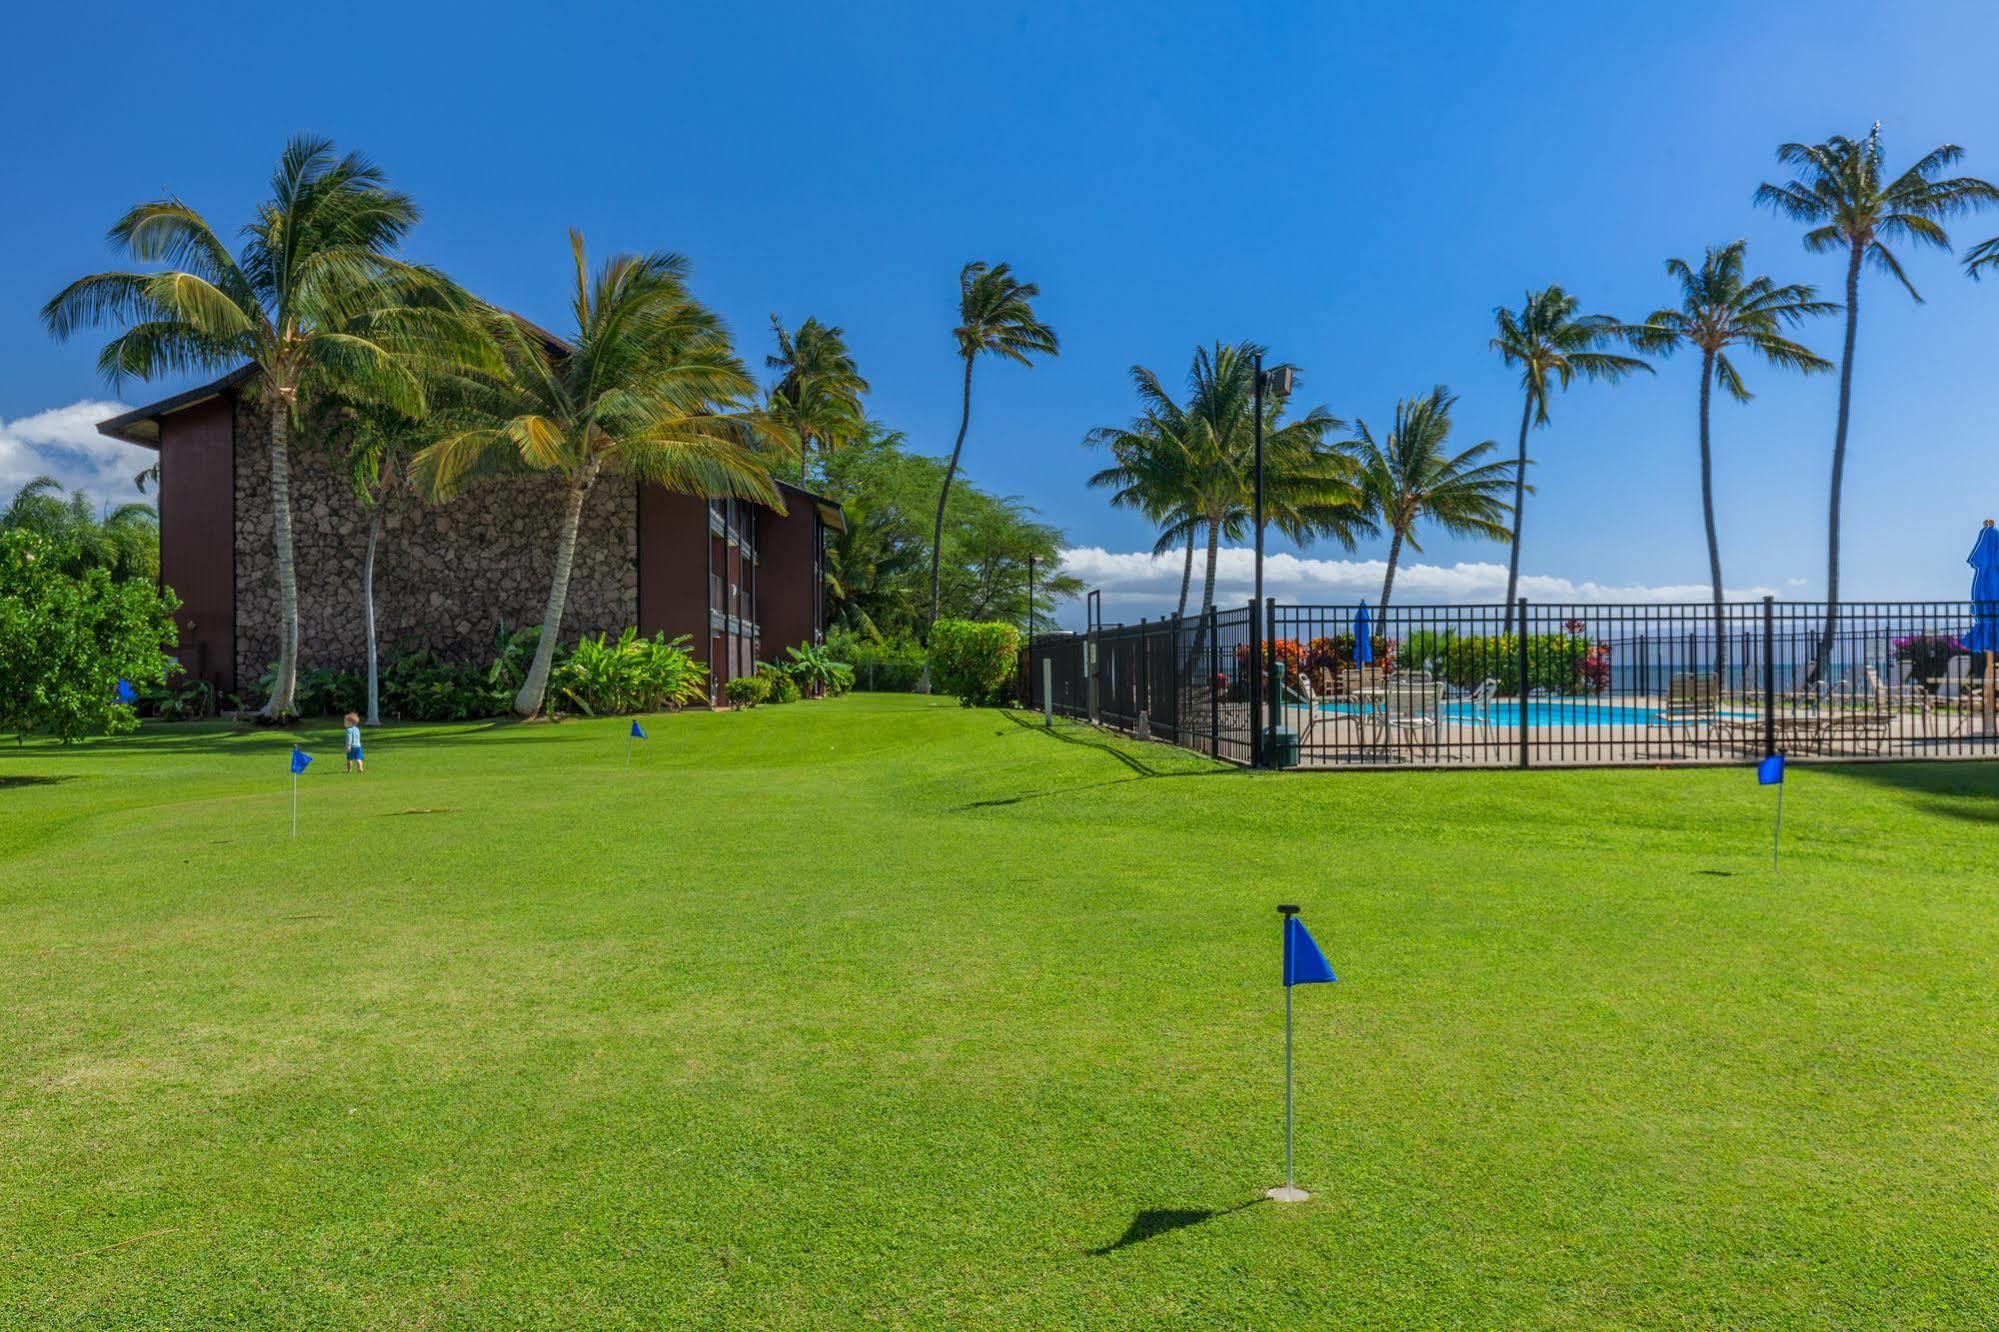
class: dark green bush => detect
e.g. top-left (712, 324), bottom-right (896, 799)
top-left (928, 619), bottom-right (1021, 707)
top-left (724, 674), bottom-right (769, 708)
top-left (828, 628), bottom-right (927, 693)
top-left (1402, 630), bottom-right (1594, 695)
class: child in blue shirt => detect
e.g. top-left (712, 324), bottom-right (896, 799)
top-left (344, 712), bottom-right (365, 773)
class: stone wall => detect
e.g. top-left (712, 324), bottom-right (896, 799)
top-left (233, 397), bottom-right (638, 683)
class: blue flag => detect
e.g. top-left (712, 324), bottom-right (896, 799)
top-left (630, 720), bottom-right (648, 740)
top-left (1757, 754), bottom-right (1785, 785)
top-left (290, 747), bottom-right (313, 775)
top-left (1283, 915), bottom-right (1337, 987)
top-left (115, 679), bottom-right (136, 705)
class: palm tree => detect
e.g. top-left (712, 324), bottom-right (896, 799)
top-left (312, 400), bottom-right (435, 726)
top-left (413, 231), bottom-right (776, 718)
top-left (43, 135), bottom-right (477, 718)
top-left (1489, 288), bottom-right (1650, 628)
top-left (766, 316), bottom-right (868, 485)
top-left (0, 477), bottom-right (158, 581)
top-left (1636, 241), bottom-right (1835, 677)
top-left (1349, 388), bottom-right (1513, 610)
top-left (1085, 388), bottom-right (1204, 625)
top-left (927, 261), bottom-right (1058, 634)
top-left (1756, 126), bottom-right (1999, 679)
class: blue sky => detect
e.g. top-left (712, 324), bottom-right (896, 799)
top-left (7, 1), bottom-right (1999, 621)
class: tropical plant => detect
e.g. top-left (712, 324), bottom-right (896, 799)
top-left (1348, 387), bottom-right (1513, 610)
top-left (723, 674), bottom-right (769, 708)
top-left (1084, 400), bottom-right (1203, 624)
top-left (553, 628), bottom-right (707, 715)
top-left (927, 618), bottom-right (1022, 706)
top-left (0, 477), bottom-right (158, 582)
top-left (1089, 343), bottom-right (1367, 669)
top-left (1756, 126), bottom-right (1999, 678)
top-left (1489, 288), bottom-right (1650, 627)
top-left (42, 134), bottom-right (483, 719)
top-left (1635, 240), bottom-right (1835, 675)
top-left (780, 642), bottom-right (840, 697)
top-left (766, 315), bottom-right (868, 485)
top-left (757, 663), bottom-right (804, 704)
top-left (927, 261), bottom-right (1059, 634)
top-left (0, 527), bottom-right (179, 742)
top-left (413, 231), bottom-right (776, 718)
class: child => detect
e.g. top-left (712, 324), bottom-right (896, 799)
top-left (344, 712), bottom-right (365, 774)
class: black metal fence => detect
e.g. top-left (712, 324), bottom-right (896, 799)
top-left (1023, 598), bottom-right (1999, 769)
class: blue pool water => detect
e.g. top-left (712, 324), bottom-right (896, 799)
top-left (1317, 698), bottom-right (1754, 728)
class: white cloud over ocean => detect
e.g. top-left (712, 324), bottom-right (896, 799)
top-left (0, 400), bottom-right (147, 504)
top-left (1055, 545), bottom-right (1782, 623)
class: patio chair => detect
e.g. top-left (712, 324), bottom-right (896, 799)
top-left (1462, 677), bottom-right (1500, 738)
top-left (1379, 674), bottom-right (1444, 756)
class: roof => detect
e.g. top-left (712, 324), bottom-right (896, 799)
top-left (777, 478), bottom-right (847, 532)
top-left (96, 366), bottom-right (259, 447)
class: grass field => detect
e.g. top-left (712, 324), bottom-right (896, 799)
top-left (4, 694), bottom-right (1998, 1329)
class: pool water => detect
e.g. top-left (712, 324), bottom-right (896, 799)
top-left (1316, 698), bottom-right (1756, 728)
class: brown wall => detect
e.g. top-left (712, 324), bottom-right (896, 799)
top-left (637, 486), bottom-right (711, 651)
top-left (759, 494), bottom-right (821, 658)
top-left (156, 397), bottom-right (237, 692)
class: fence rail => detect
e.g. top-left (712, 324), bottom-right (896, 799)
top-left (1023, 598), bottom-right (1999, 770)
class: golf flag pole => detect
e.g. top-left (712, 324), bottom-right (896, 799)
top-left (1758, 753), bottom-right (1785, 871)
top-left (290, 745), bottom-right (312, 837)
top-left (1270, 905), bottom-right (1336, 1204)
top-left (627, 719), bottom-right (647, 770)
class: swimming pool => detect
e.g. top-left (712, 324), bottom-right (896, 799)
top-left (1315, 697), bottom-right (1755, 728)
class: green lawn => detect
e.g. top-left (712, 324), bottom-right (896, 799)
top-left (4, 695), bottom-right (1998, 1328)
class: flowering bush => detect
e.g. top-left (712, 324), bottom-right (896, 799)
top-left (1893, 633), bottom-right (1967, 686)
top-left (1581, 641), bottom-right (1613, 694)
top-left (1234, 638), bottom-right (1308, 681)
top-left (1304, 635), bottom-right (1396, 680)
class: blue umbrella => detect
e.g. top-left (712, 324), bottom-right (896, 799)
top-left (1966, 522), bottom-right (1999, 654)
top-left (1352, 602), bottom-right (1374, 665)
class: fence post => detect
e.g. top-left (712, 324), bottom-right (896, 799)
top-left (1517, 598), bottom-right (1531, 769)
top-left (1248, 597), bottom-right (1263, 768)
top-left (1208, 607), bottom-right (1220, 758)
top-left (1762, 595), bottom-right (1776, 758)
top-left (1139, 617), bottom-right (1150, 719)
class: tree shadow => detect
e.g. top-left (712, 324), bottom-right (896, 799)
top-left (0, 775), bottom-right (77, 790)
top-left (1807, 760), bottom-right (1999, 826)
top-left (997, 711), bottom-right (1230, 779)
top-left (1087, 1199), bottom-right (1262, 1256)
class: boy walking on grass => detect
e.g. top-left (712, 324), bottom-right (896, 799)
top-left (344, 713), bottom-right (365, 774)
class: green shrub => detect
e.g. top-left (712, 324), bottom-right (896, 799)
top-left (928, 619), bottom-right (1021, 707)
top-left (382, 646), bottom-right (506, 722)
top-left (827, 662), bottom-right (855, 697)
top-left (829, 628), bottom-right (927, 693)
top-left (779, 642), bottom-right (841, 697)
top-left (758, 663), bottom-right (802, 705)
top-left (1403, 630), bottom-right (1595, 695)
top-left (0, 528), bottom-right (179, 742)
top-left (724, 674), bottom-right (769, 708)
top-left (554, 628), bottom-right (707, 715)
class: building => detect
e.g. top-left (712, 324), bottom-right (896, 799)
top-left (98, 370), bottom-right (842, 704)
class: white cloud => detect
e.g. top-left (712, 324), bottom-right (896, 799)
top-left (1054, 545), bottom-right (1780, 624)
top-left (0, 400), bottom-right (148, 505)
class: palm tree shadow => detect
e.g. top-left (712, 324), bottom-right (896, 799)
top-left (1087, 1199), bottom-right (1262, 1256)
top-left (997, 710), bottom-right (1229, 778)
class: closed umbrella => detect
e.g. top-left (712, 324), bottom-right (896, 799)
top-left (1352, 601), bottom-right (1374, 665)
top-left (1966, 520), bottom-right (1999, 735)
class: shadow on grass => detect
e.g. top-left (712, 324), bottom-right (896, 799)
top-left (1808, 760), bottom-right (1999, 825)
top-left (954, 714), bottom-right (1235, 809)
top-left (0, 775), bottom-right (78, 790)
top-left (1087, 1199), bottom-right (1262, 1256)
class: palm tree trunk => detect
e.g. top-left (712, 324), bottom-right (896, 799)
top-left (1814, 243), bottom-right (1864, 688)
top-left (516, 464), bottom-right (597, 718)
top-left (258, 393), bottom-right (301, 719)
top-left (1501, 390), bottom-right (1533, 633)
top-left (926, 354), bottom-right (976, 635)
top-left (1698, 350), bottom-right (1727, 685)
top-left (1184, 515), bottom-right (1223, 676)
top-left (1381, 525), bottom-right (1406, 611)
top-left (362, 498), bottom-right (382, 727)
top-left (1173, 525), bottom-right (1196, 624)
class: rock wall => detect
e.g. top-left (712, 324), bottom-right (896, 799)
top-left (233, 397), bottom-right (638, 683)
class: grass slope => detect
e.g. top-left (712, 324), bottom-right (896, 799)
top-left (3, 695), bottom-right (1998, 1329)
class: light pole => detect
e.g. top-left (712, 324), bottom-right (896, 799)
top-left (1251, 355), bottom-right (1295, 767)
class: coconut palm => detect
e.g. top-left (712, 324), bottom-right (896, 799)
top-left (1085, 384), bottom-right (1204, 625)
top-left (0, 476), bottom-right (158, 581)
top-left (1489, 288), bottom-right (1650, 628)
top-left (1636, 241), bottom-right (1835, 676)
top-left (42, 134), bottom-right (477, 718)
top-left (1756, 126), bottom-right (1999, 678)
top-left (927, 261), bottom-right (1058, 633)
top-left (1349, 388), bottom-right (1513, 610)
top-left (413, 231), bottom-right (776, 718)
top-left (766, 315), bottom-right (868, 485)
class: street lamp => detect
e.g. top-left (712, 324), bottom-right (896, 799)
top-left (1251, 356), bottom-right (1294, 767)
